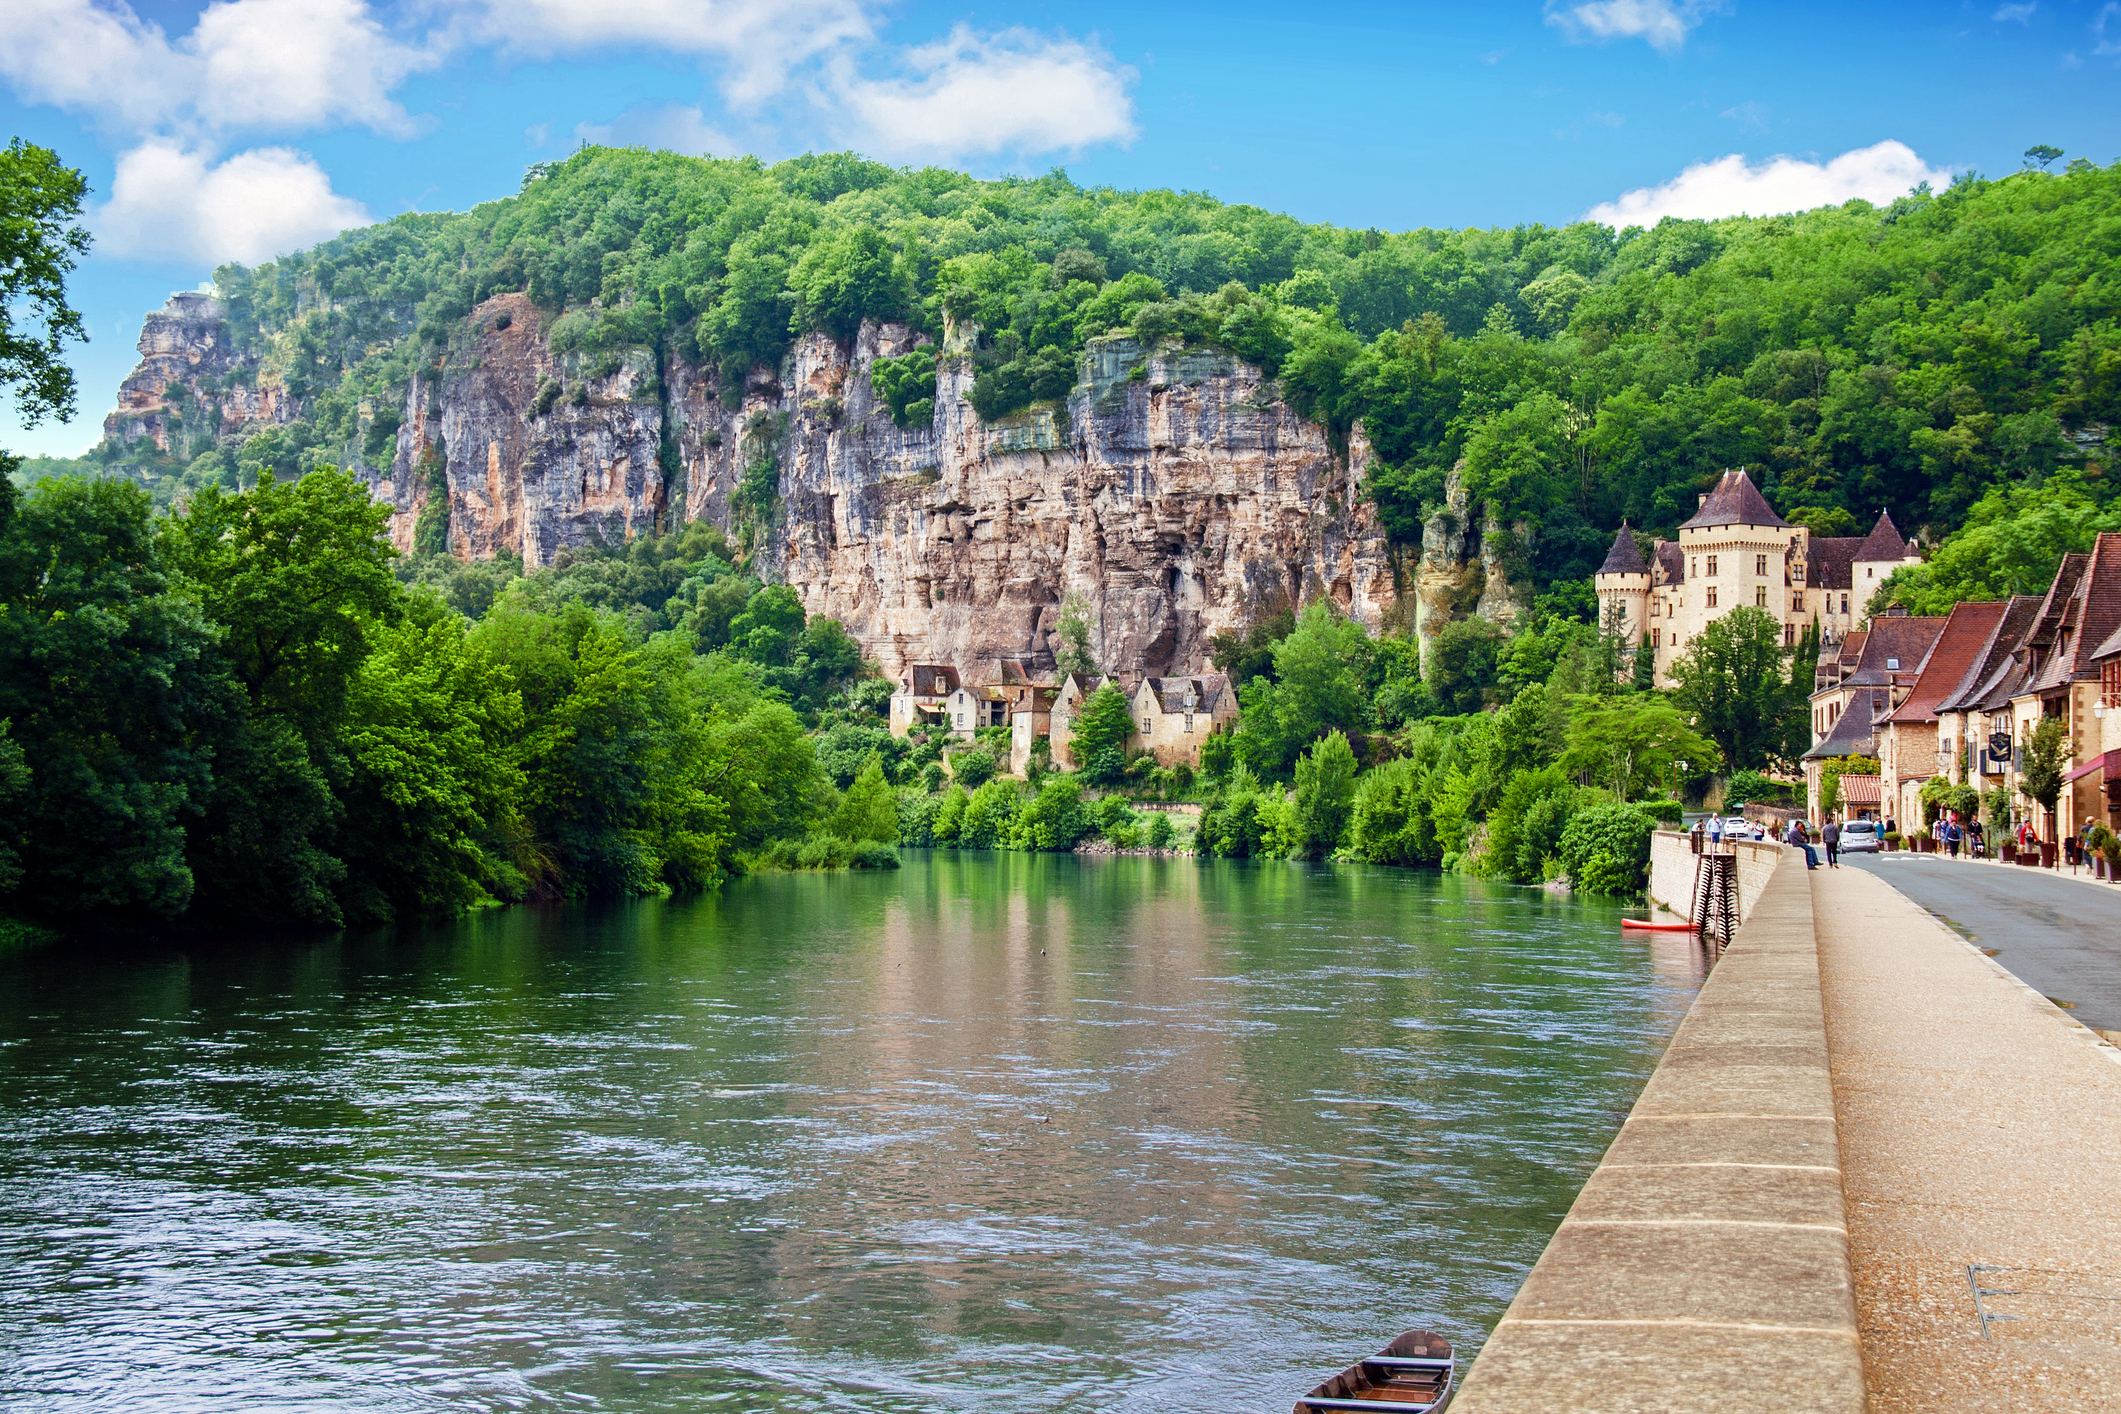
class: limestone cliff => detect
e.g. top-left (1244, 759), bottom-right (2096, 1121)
top-left (102, 292), bottom-right (1412, 678)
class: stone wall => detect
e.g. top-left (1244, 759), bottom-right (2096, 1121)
top-left (1452, 849), bottom-right (1864, 1413)
top-left (1647, 832), bottom-right (1783, 922)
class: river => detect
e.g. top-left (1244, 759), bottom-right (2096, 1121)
top-left (0, 853), bottom-right (1706, 1412)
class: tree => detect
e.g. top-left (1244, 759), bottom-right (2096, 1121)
top-left (1234, 603), bottom-right (1372, 775)
top-left (1562, 694), bottom-right (1721, 800)
top-left (1668, 607), bottom-right (1806, 771)
top-left (1069, 683), bottom-right (1134, 780)
top-left (1055, 592), bottom-right (1100, 678)
top-left (1426, 617), bottom-right (1504, 715)
top-left (1630, 630), bottom-right (1656, 692)
top-left (0, 139), bottom-right (90, 427)
top-left (2019, 716), bottom-right (2072, 830)
top-left (2023, 144), bottom-right (2063, 172)
top-left (829, 756), bottom-right (900, 843)
top-left (1289, 731), bottom-right (1358, 858)
top-left (1818, 754), bottom-right (1879, 817)
top-left (0, 476), bottom-right (215, 920)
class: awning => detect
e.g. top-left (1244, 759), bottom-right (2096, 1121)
top-left (2063, 748), bottom-right (2121, 784)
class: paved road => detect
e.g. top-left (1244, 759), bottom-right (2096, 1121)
top-left (1842, 853), bottom-right (2121, 1033)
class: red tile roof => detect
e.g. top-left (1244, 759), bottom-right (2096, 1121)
top-left (1845, 615), bottom-right (1948, 687)
top-left (1884, 600), bottom-right (2009, 724)
top-left (1934, 595), bottom-right (2043, 715)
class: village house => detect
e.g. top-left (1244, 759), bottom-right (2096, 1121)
top-left (1801, 612), bottom-right (1947, 822)
top-left (2001, 533), bottom-right (2121, 839)
top-left (1128, 674), bottom-right (1239, 768)
top-left (1595, 470), bottom-right (1923, 688)
top-left (888, 664), bottom-right (959, 736)
top-left (1873, 600), bottom-right (2009, 829)
top-left (1932, 596), bottom-right (2041, 802)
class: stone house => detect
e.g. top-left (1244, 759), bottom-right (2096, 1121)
top-left (889, 663), bottom-right (959, 736)
top-left (1932, 596), bottom-right (2041, 804)
top-left (1595, 470), bottom-right (1922, 688)
top-left (1801, 612), bottom-right (1947, 822)
top-left (1873, 600), bottom-right (2009, 828)
top-left (1048, 673), bottom-right (1117, 772)
top-left (2001, 533), bottom-right (2121, 838)
top-left (1127, 674), bottom-right (1238, 768)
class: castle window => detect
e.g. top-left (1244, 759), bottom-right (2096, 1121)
top-left (1691, 558), bottom-right (1698, 577)
top-left (1651, 598), bottom-right (1660, 617)
top-left (1785, 623), bottom-right (1797, 647)
top-left (1793, 595), bottom-right (1804, 612)
top-left (1840, 594), bottom-right (1849, 614)
top-left (1756, 586), bottom-right (1768, 607)
top-left (1756, 554), bottom-right (1768, 576)
top-left (1707, 554), bottom-right (1719, 575)
top-left (1652, 628), bottom-right (1661, 648)
top-left (1706, 586), bottom-right (1718, 608)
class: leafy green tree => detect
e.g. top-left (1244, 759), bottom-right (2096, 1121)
top-left (1055, 592), bottom-right (1100, 678)
top-left (1562, 695), bottom-right (1721, 800)
top-left (828, 756), bottom-right (900, 843)
top-left (1480, 766), bottom-right (1577, 883)
top-left (1011, 774), bottom-right (1093, 850)
top-left (790, 225), bottom-right (906, 342)
top-left (336, 603), bottom-right (532, 920)
top-left (1289, 731), bottom-right (1359, 859)
top-left (0, 138), bottom-right (90, 427)
top-left (0, 476), bottom-right (214, 920)
top-left (1426, 618), bottom-right (1504, 715)
top-left (1668, 607), bottom-right (1806, 771)
top-left (1070, 684), bottom-right (1134, 775)
top-left (871, 350), bottom-right (937, 428)
top-left (958, 778), bottom-right (1019, 848)
top-left (1234, 603), bottom-right (1371, 775)
top-left (1347, 757), bottom-right (1436, 865)
top-left (1559, 803), bottom-right (1658, 894)
top-left (2019, 716), bottom-right (2073, 829)
top-left (951, 746), bottom-right (997, 790)
top-left (1817, 753), bottom-right (1879, 818)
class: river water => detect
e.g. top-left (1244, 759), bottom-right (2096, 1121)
top-left (0, 854), bottom-right (1706, 1412)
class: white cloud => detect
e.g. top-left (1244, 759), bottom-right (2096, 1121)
top-left (834, 27), bottom-right (1136, 160)
top-left (1720, 100), bottom-right (1768, 133)
top-left (2098, 1), bottom-right (2121, 55)
top-left (1993, 2), bottom-right (2037, 21)
top-left (95, 140), bottom-right (372, 265)
top-left (575, 103), bottom-right (744, 157)
top-left (0, 0), bottom-right (434, 138)
top-left (1545, 0), bottom-right (1727, 53)
top-left (464, 0), bottom-right (871, 106)
top-left (1585, 140), bottom-right (1953, 225)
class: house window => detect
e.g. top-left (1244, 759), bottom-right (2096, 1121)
top-left (1840, 594), bottom-right (1849, 614)
top-left (956, 713), bottom-right (965, 727)
top-left (1756, 553), bottom-right (1768, 575)
top-left (1141, 718), bottom-right (1151, 734)
top-left (1785, 623), bottom-right (1797, 647)
top-left (2105, 660), bottom-right (2121, 708)
top-left (1886, 658), bottom-right (1899, 671)
top-left (1185, 713), bottom-right (1195, 732)
top-left (1867, 566), bottom-right (1875, 578)
top-left (1706, 585), bottom-right (1718, 608)
top-left (1794, 566), bottom-right (1805, 583)
top-left (1756, 586), bottom-right (1768, 607)
top-left (1707, 554), bottom-right (1719, 575)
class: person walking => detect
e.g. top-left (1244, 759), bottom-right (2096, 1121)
top-left (1944, 816), bottom-right (1962, 859)
top-left (1708, 814), bottom-right (1724, 847)
top-left (1785, 816), bottom-right (1818, 869)
top-left (1823, 815), bottom-right (1842, 868)
top-left (1969, 815), bottom-right (1986, 859)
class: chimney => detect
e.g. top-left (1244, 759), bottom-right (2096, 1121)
top-left (1698, 494), bottom-right (1708, 509)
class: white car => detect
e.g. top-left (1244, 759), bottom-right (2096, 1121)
top-left (1838, 820), bottom-right (1881, 853)
top-left (1723, 817), bottom-right (1751, 837)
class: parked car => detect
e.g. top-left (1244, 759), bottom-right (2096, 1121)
top-left (1839, 820), bottom-right (1881, 853)
top-left (1723, 816), bottom-right (1752, 837)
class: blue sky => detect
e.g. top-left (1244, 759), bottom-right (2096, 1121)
top-left (4, 0), bottom-right (2120, 456)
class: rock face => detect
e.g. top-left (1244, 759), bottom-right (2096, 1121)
top-left (102, 292), bottom-right (296, 458)
top-left (104, 295), bottom-right (1413, 678)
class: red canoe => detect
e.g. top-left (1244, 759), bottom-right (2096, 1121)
top-left (1620, 918), bottom-right (1698, 931)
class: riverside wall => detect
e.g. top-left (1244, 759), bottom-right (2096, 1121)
top-left (1451, 845), bottom-right (1865, 1413)
top-left (1647, 831), bottom-right (1781, 923)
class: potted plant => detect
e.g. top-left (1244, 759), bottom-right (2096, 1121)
top-left (1882, 830), bottom-right (1901, 852)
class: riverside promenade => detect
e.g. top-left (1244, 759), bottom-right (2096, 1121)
top-left (1452, 841), bottom-right (2121, 1412)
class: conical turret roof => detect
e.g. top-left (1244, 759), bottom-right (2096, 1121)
top-left (1597, 522), bottom-right (1648, 576)
top-left (1854, 509), bottom-right (1913, 562)
top-left (1678, 470), bottom-right (1789, 530)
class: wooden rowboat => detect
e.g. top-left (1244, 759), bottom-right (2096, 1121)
top-left (1294, 1330), bottom-right (1454, 1413)
top-left (1619, 918), bottom-right (1697, 931)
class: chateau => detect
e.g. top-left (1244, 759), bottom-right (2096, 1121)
top-left (1594, 470), bottom-right (1922, 688)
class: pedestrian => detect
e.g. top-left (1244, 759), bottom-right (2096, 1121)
top-left (1969, 816), bottom-right (1985, 859)
top-left (1823, 815), bottom-right (1841, 868)
top-left (1884, 815), bottom-right (1898, 838)
top-left (1785, 816), bottom-right (1818, 869)
top-left (1708, 814), bottom-right (1724, 846)
top-left (1945, 817), bottom-right (1962, 859)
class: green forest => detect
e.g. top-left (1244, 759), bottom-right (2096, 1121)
top-left (5, 135), bottom-right (2120, 939)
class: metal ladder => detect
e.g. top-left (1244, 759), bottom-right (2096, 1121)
top-left (1691, 851), bottom-right (1740, 951)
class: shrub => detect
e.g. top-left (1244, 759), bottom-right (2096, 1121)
top-left (796, 834), bottom-right (854, 869)
top-left (1198, 768), bottom-right (1274, 858)
top-left (1639, 798), bottom-right (1684, 825)
top-left (952, 746), bottom-right (997, 790)
top-left (898, 792), bottom-right (940, 847)
top-left (1289, 731), bottom-right (1358, 859)
top-left (1348, 757), bottom-right (1436, 866)
top-left (1144, 812), bottom-right (1175, 849)
top-left (958, 779), bottom-right (1019, 848)
top-left (1558, 803), bottom-right (1658, 895)
top-left (849, 841), bottom-right (901, 869)
top-left (920, 761), bottom-right (945, 793)
top-left (829, 757), bottom-right (900, 843)
top-left (933, 785), bottom-right (967, 843)
top-left (1011, 775), bottom-right (1093, 851)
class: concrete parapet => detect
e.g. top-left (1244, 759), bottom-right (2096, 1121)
top-left (1647, 831), bottom-right (1781, 923)
top-left (1452, 847), bottom-right (1865, 1414)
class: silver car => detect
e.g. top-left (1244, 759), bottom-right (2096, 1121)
top-left (1838, 820), bottom-right (1881, 853)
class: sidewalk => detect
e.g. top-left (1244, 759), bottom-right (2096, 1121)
top-left (1814, 866), bottom-right (2121, 1410)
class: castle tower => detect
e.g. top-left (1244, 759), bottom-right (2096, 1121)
top-left (1594, 522), bottom-right (1651, 646)
top-left (1850, 509), bottom-right (1922, 618)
